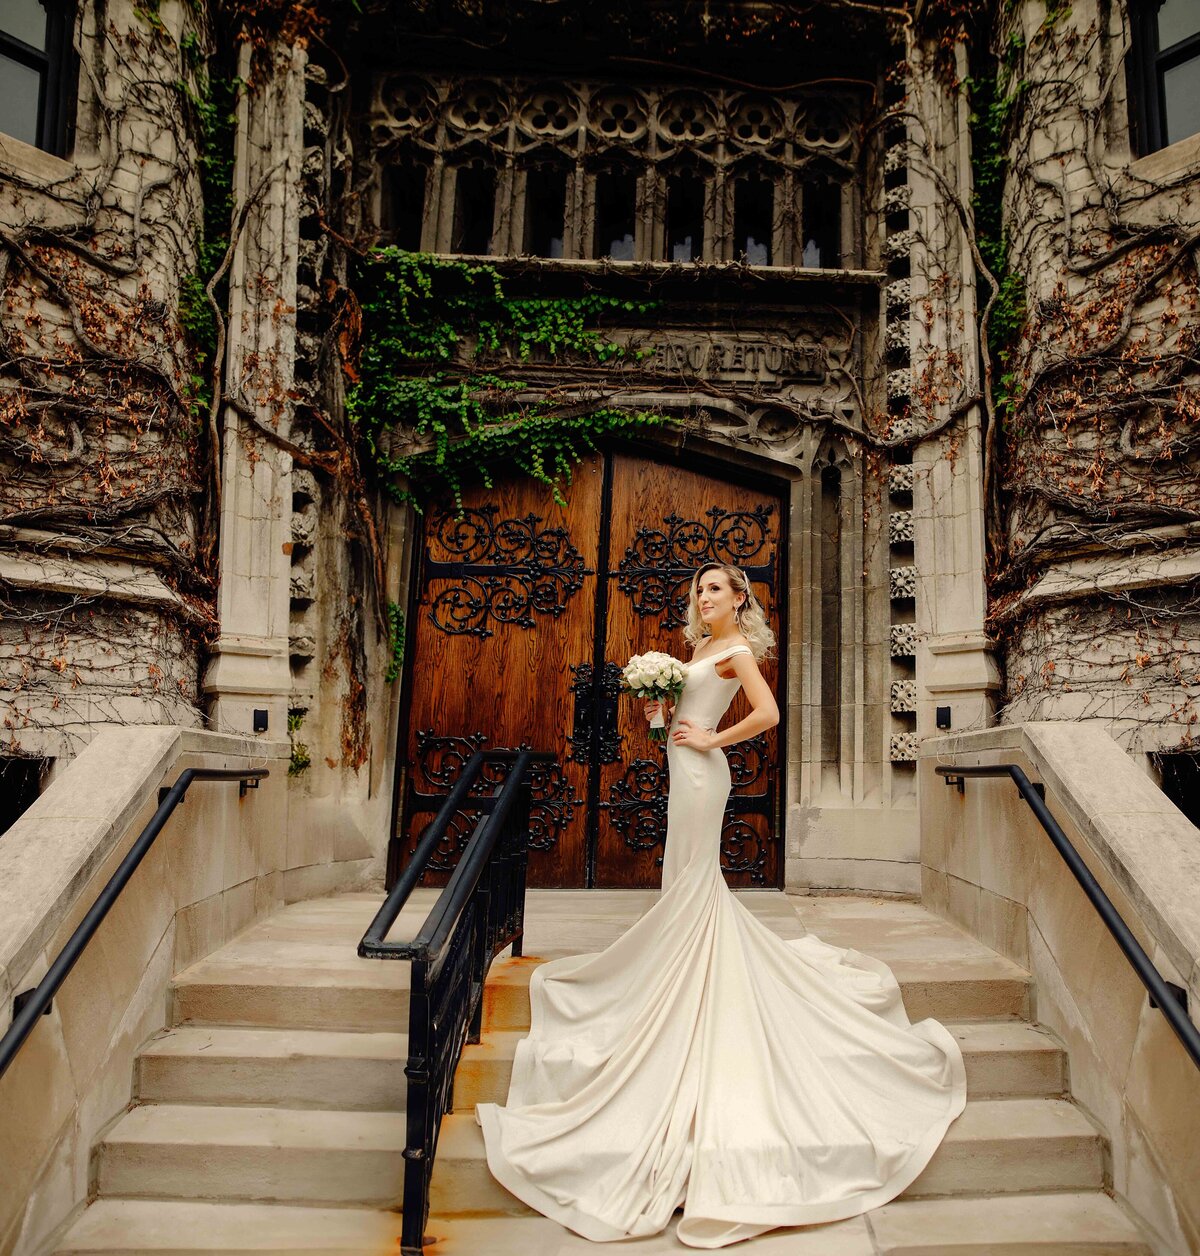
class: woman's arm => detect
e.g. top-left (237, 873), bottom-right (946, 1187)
top-left (708, 652), bottom-right (779, 748)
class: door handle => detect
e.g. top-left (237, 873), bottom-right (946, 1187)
top-left (568, 662), bottom-right (595, 764)
top-left (569, 660), bottom-right (623, 765)
top-left (595, 661), bottom-right (621, 765)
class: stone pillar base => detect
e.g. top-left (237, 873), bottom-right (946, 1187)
top-left (918, 630), bottom-right (1000, 737)
top-left (203, 636), bottom-right (292, 739)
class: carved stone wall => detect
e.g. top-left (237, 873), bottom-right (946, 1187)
top-left (0, 0), bottom-right (207, 763)
top-left (995, 0), bottom-right (1200, 753)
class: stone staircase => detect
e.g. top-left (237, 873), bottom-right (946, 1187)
top-left (51, 892), bottom-right (1154, 1254)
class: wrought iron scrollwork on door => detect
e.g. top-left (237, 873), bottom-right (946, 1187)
top-left (406, 729), bottom-right (580, 870)
top-left (424, 505), bottom-right (593, 637)
top-left (602, 758), bottom-right (669, 863)
top-left (719, 820), bottom-right (769, 882)
top-left (719, 733), bottom-right (773, 881)
top-left (615, 505), bottom-right (776, 626)
top-left (568, 660), bottom-right (622, 765)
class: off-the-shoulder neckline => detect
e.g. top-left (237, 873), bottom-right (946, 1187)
top-left (687, 642), bottom-right (752, 668)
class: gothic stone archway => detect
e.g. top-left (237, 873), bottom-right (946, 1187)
top-left (390, 445), bottom-right (787, 889)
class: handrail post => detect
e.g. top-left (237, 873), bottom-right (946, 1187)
top-left (371, 746), bottom-right (550, 1256)
top-left (468, 879), bottom-right (489, 1046)
top-left (401, 955), bottom-right (432, 1256)
top-left (515, 772), bottom-right (532, 958)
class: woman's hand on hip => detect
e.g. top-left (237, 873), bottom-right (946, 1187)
top-left (672, 717), bottom-right (715, 751)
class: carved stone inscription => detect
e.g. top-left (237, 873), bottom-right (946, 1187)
top-left (473, 321), bottom-right (852, 400)
top-left (465, 313), bottom-right (862, 464)
top-left (642, 336), bottom-right (826, 385)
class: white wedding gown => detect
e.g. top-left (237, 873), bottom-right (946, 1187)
top-left (475, 642), bottom-right (967, 1248)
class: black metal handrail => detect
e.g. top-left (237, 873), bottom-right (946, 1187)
top-left (0, 766), bottom-right (267, 1081)
top-left (359, 747), bottom-right (552, 1256)
top-left (937, 761), bottom-right (1200, 1071)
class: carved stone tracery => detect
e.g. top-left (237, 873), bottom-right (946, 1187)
top-left (369, 73), bottom-right (864, 267)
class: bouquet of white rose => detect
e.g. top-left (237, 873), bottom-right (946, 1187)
top-left (620, 651), bottom-right (688, 742)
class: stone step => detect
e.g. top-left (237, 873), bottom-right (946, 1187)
top-left (170, 939), bottom-right (413, 1033)
top-left (945, 1020), bottom-right (1065, 1099)
top-left (422, 1191), bottom-right (1152, 1254)
top-left (170, 892), bottom-right (1030, 1034)
top-left (170, 947), bottom-right (1029, 1036)
top-left (54, 1200), bottom-right (405, 1254)
top-left (906, 1097), bottom-right (1104, 1197)
top-left (138, 1016), bottom-right (1064, 1119)
top-left (53, 1191), bottom-right (1151, 1254)
top-left (454, 1020), bottom-right (1066, 1109)
top-left (137, 1027), bottom-right (408, 1111)
top-left (162, 890), bottom-right (800, 1034)
top-left (429, 1098), bottom-right (1104, 1215)
top-left (95, 1105), bottom-right (407, 1207)
top-left (863, 1192), bottom-right (1153, 1254)
top-left (95, 1095), bottom-right (1102, 1212)
top-left (783, 896), bottom-right (1038, 1023)
top-left (169, 891), bottom-right (438, 1032)
top-left (478, 953), bottom-right (1031, 1033)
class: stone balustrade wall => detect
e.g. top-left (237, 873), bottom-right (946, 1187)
top-left (0, 724), bottom-right (375, 1256)
top-left (921, 723), bottom-right (1200, 1254)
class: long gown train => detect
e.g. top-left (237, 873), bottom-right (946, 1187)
top-left (475, 643), bottom-right (967, 1248)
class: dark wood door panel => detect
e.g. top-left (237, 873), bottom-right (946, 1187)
top-left (399, 455), bottom-right (604, 887)
top-left (596, 451), bottom-right (783, 888)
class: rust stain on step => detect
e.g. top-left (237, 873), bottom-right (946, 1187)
top-left (481, 954), bottom-right (543, 1023)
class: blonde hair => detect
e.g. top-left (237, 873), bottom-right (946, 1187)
top-left (683, 563), bottom-right (777, 662)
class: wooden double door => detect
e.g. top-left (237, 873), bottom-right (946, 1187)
top-left (391, 448), bottom-right (785, 888)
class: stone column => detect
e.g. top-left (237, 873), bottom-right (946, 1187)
top-left (203, 44), bottom-right (306, 739)
top-left (907, 41), bottom-right (1000, 739)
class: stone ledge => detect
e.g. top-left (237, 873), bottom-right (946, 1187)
top-left (0, 551), bottom-right (185, 610)
top-left (0, 727), bottom-right (181, 994)
top-left (1127, 130), bottom-right (1200, 183)
top-left (0, 131), bottom-right (77, 184)
top-left (1013, 546), bottom-right (1200, 613)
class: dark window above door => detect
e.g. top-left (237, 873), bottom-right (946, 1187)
top-left (664, 170), bottom-right (705, 262)
top-left (592, 166), bottom-right (638, 260)
top-left (451, 162), bottom-right (497, 255)
top-left (524, 163), bottom-right (568, 258)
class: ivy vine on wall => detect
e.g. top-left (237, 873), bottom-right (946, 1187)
top-left (347, 250), bottom-right (681, 513)
top-left (177, 44), bottom-right (240, 423)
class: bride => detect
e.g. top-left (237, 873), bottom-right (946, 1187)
top-left (475, 562), bottom-right (966, 1249)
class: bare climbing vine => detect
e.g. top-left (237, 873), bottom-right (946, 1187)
top-left (0, 1), bottom-right (334, 754)
top-left (912, 0), bottom-right (1200, 744)
top-left (0, 4), bottom-right (215, 751)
